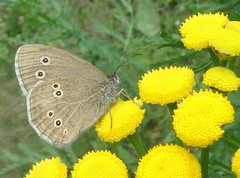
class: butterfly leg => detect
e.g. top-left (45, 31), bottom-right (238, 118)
top-left (107, 108), bottom-right (113, 129)
top-left (117, 88), bottom-right (141, 107)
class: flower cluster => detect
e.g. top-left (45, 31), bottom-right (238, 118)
top-left (138, 64), bottom-right (235, 148)
top-left (25, 151), bottom-right (128, 178)
top-left (180, 12), bottom-right (240, 58)
top-left (25, 145), bottom-right (202, 178)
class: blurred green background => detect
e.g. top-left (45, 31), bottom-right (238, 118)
top-left (1, 0), bottom-right (240, 177)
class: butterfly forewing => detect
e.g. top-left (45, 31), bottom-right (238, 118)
top-left (15, 44), bottom-right (108, 96)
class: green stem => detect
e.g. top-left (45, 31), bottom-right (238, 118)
top-left (167, 103), bottom-right (183, 146)
top-left (220, 60), bottom-right (228, 67)
top-left (229, 58), bottom-right (236, 70)
top-left (167, 102), bottom-right (177, 118)
top-left (128, 132), bottom-right (147, 157)
top-left (174, 137), bottom-right (183, 146)
top-left (167, 103), bottom-right (182, 145)
top-left (200, 146), bottom-right (209, 178)
top-left (208, 49), bottom-right (220, 66)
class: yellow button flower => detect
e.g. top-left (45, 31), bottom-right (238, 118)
top-left (135, 144), bottom-right (201, 177)
top-left (180, 12), bottom-right (229, 50)
top-left (232, 148), bottom-right (240, 177)
top-left (71, 150), bottom-right (128, 178)
top-left (203, 67), bottom-right (240, 91)
top-left (173, 89), bottom-right (234, 147)
top-left (209, 28), bottom-right (240, 58)
top-left (225, 21), bottom-right (240, 32)
top-left (94, 98), bottom-right (145, 142)
top-left (138, 66), bottom-right (195, 105)
top-left (24, 157), bottom-right (67, 178)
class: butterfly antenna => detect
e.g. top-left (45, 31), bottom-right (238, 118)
top-left (113, 54), bottom-right (141, 74)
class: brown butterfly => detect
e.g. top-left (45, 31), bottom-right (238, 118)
top-left (15, 44), bottom-right (120, 148)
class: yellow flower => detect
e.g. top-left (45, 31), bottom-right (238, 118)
top-left (94, 98), bottom-right (145, 142)
top-left (24, 157), bottom-right (67, 178)
top-left (135, 144), bottom-right (201, 178)
top-left (180, 12), bottom-right (240, 58)
top-left (138, 66), bottom-right (195, 105)
top-left (232, 148), bottom-right (240, 177)
top-left (203, 67), bottom-right (240, 91)
top-left (209, 28), bottom-right (240, 58)
top-left (173, 89), bottom-right (234, 147)
top-left (225, 21), bottom-right (240, 32)
top-left (180, 12), bottom-right (229, 50)
top-left (71, 150), bottom-right (128, 178)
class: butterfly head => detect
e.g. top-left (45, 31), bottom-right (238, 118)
top-left (109, 72), bottom-right (121, 85)
top-left (103, 73), bottom-right (120, 103)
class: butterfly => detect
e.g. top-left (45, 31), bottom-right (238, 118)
top-left (15, 44), bottom-right (120, 148)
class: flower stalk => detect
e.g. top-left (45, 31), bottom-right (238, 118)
top-left (200, 146), bottom-right (210, 178)
top-left (167, 102), bottom-right (177, 117)
top-left (229, 57), bottom-right (236, 70)
top-left (208, 48), bottom-right (220, 66)
top-left (128, 132), bottom-right (147, 157)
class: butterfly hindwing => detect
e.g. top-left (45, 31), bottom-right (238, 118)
top-left (27, 77), bottom-right (110, 148)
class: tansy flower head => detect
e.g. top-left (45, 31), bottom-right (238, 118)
top-left (138, 66), bottom-right (195, 105)
top-left (24, 157), bottom-right (67, 178)
top-left (135, 144), bottom-right (201, 177)
top-left (94, 98), bottom-right (145, 142)
top-left (180, 12), bottom-right (229, 50)
top-left (71, 150), bottom-right (128, 178)
top-left (203, 66), bottom-right (240, 91)
top-left (209, 28), bottom-right (240, 58)
top-left (232, 148), bottom-right (240, 177)
top-left (173, 89), bottom-right (234, 147)
top-left (225, 21), bottom-right (240, 32)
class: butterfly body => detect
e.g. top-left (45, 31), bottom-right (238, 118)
top-left (15, 44), bottom-right (120, 148)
